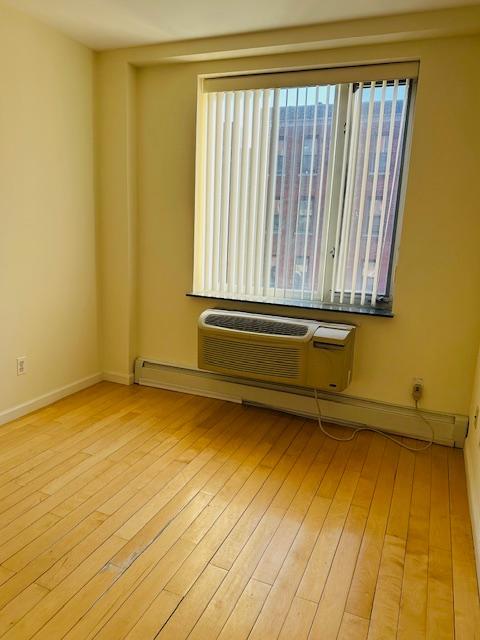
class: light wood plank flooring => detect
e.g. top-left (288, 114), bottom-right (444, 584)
top-left (0, 382), bottom-right (478, 639)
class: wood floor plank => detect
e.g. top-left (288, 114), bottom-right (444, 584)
top-left (397, 447), bottom-right (432, 640)
top-left (0, 583), bottom-right (48, 637)
top-left (429, 446), bottom-right (451, 551)
top-left (345, 440), bottom-right (401, 620)
top-left (45, 535), bottom-right (191, 640)
top-left (308, 504), bottom-right (369, 640)
top-left (247, 495), bottom-right (331, 640)
top-left (297, 432), bottom-right (377, 603)
top-left (0, 566), bottom-right (14, 587)
top-left (351, 435), bottom-right (387, 510)
top-left (61, 514), bottom-right (201, 639)
top-left (33, 503), bottom-right (204, 640)
top-left (367, 534), bottom-right (406, 639)
top-left (426, 546), bottom-right (454, 639)
top-left (0, 387), bottom-right (144, 469)
top-left (0, 457), bottom-right (116, 567)
top-left (252, 435), bottom-right (339, 587)
top-left (448, 447), bottom-right (480, 639)
top-left (185, 426), bottom-right (323, 639)
top-left (278, 596), bottom-right (317, 640)
top-left (188, 506), bottom-right (287, 640)
top-left (338, 612), bottom-right (370, 640)
top-left (2, 535), bottom-right (126, 640)
top-left (164, 416), bottom-right (301, 598)
top-left (211, 425), bottom-right (320, 571)
top-left (0, 383), bottom-right (477, 640)
top-left (385, 445), bottom-right (415, 540)
top-left (218, 578), bottom-right (271, 640)
top-left (113, 405), bottom-right (246, 542)
top-left (0, 451), bottom-right (93, 516)
top-left (151, 564), bottom-right (227, 640)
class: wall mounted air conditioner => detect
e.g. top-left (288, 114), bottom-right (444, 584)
top-left (198, 309), bottom-right (356, 392)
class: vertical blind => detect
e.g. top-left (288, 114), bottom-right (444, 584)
top-left (193, 74), bottom-right (412, 308)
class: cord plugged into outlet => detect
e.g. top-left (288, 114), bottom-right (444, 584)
top-left (312, 377), bottom-right (434, 452)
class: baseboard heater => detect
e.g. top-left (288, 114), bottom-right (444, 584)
top-left (134, 357), bottom-right (467, 447)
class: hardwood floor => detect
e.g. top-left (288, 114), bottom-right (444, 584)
top-left (0, 381), bottom-right (478, 639)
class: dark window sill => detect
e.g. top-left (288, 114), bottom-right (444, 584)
top-left (186, 292), bottom-right (394, 318)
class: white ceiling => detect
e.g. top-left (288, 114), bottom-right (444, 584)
top-left (3, 0), bottom-right (478, 50)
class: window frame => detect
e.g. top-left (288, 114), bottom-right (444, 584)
top-left (191, 63), bottom-right (417, 316)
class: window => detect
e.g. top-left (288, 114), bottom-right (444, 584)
top-left (193, 65), bottom-right (415, 310)
top-left (369, 134), bottom-right (389, 175)
top-left (294, 255), bottom-right (310, 289)
top-left (276, 154), bottom-right (284, 176)
top-left (301, 135), bottom-right (318, 174)
top-left (276, 135), bottom-right (285, 175)
top-left (269, 262), bottom-right (276, 287)
top-left (273, 197), bottom-right (281, 232)
top-left (296, 196), bottom-right (314, 234)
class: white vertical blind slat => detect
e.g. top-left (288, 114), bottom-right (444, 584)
top-left (370, 80), bottom-right (399, 304)
top-left (300, 86), bottom-right (319, 297)
top-left (313, 85), bottom-right (333, 301)
top-left (381, 80), bottom-right (410, 257)
top-left (338, 83), bottom-right (363, 302)
top-left (349, 83), bottom-right (376, 304)
top-left (330, 83), bottom-right (353, 302)
top-left (212, 92), bottom-right (225, 293)
top-left (227, 91), bottom-right (243, 293)
top-left (219, 92), bottom-right (233, 293)
top-left (245, 90), bottom-right (262, 295)
top-left (236, 90), bottom-right (252, 295)
top-left (254, 90), bottom-right (272, 296)
top-left (291, 87), bottom-right (309, 298)
top-left (204, 93), bottom-right (217, 293)
top-left (360, 80), bottom-right (387, 305)
top-left (282, 88), bottom-right (300, 297)
top-left (194, 92), bottom-right (208, 292)
top-left (282, 88), bottom-right (300, 295)
top-left (263, 89), bottom-right (281, 295)
top-left (273, 89), bottom-right (289, 297)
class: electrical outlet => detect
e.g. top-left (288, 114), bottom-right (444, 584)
top-left (412, 377), bottom-right (424, 402)
top-left (16, 356), bottom-right (27, 376)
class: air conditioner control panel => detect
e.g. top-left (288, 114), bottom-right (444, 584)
top-left (307, 324), bottom-right (356, 391)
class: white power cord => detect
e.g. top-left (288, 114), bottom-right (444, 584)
top-left (313, 388), bottom-right (434, 452)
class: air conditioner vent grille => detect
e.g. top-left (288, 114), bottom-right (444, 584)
top-left (203, 336), bottom-right (301, 379)
top-left (204, 313), bottom-right (309, 337)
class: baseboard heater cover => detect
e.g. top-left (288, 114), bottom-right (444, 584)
top-left (134, 358), bottom-right (468, 447)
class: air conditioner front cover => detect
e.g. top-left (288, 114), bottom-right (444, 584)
top-left (198, 309), bottom-right (319, 385)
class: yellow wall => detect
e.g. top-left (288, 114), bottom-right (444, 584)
top-left (0, 4), bottom-right (99, 414)
top-left (97, 8), bottom-right (480, 415)
top-left (129, 35), bottom-right (480, 415)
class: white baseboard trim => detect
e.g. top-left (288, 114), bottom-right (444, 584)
top-left (103, 371), bottom-right (134, 385)
top-left (0, 373), bottom-right (103, 427)
top-left (464, 443), bottom-right (480, 593)
top-left (134, 358), bottom-right (468, 447)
